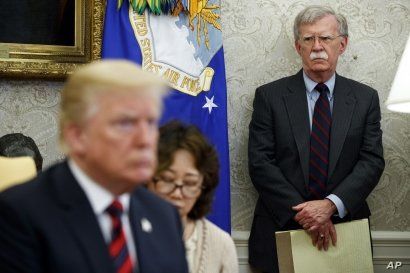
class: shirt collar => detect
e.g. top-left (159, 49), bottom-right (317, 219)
top-left (303, 70), bottom-right (336, 97)
top-left (68, 159), bottom-right (130, 215)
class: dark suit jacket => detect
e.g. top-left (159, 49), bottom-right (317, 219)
top-left (0, 161), bottom-right (188, 273)
top-left (248, 70), bottom-right (384, 272)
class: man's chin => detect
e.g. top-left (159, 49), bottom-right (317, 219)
top-left (124, 169), bottom-right (154, 185)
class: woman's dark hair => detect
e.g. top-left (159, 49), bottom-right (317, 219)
top-left (0, 133), bottom-right (43, 171)
top-left (156, 120), bottom-right (219, 220)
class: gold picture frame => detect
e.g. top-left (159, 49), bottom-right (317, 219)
top-left (0, 0), bottom-right (105, 79)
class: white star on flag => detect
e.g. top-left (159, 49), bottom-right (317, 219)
top-left (202, 96), bottom-right (218, 114)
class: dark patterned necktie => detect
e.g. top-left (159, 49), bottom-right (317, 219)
top-left (309, 83), bottom-right (331, 199)
top-left (106, 200), bottom-right (133, 273)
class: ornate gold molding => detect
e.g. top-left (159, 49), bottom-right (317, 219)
top-left (0, 0), bottom-right (105, 79)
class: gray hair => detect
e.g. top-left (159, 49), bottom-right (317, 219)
top-left (293, 5), bottom-right (348, 41)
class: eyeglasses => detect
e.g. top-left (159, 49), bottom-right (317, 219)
top-left (300, 35), bottom-right (344, 46)
top-left (153, 175), bottom-right (204, 198)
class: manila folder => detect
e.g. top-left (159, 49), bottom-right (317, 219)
top-left (275, 219), bottom-right (373, 273)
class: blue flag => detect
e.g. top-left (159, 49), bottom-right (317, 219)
top-left (102, 0), bottom-right (231, 232)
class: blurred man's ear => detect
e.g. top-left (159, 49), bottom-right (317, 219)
top-left (63, 123), bottom-right (87, 156)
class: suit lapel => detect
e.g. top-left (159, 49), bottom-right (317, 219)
top-left (129, 188), bottom-right (153, 273)
top-left (53, 162), bottom-right (114, 273)
top-left (328, 75), bottom-right (356, 179)
top-left (283, 70), bottom-right (311, 187)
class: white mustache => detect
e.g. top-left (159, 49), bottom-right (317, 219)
top-left (310, 51), bottom-right (328, 60)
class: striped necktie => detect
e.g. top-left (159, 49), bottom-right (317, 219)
top-left (309, 83), bottom-right (331, 199)
top-left (106, 200), bottom-right (133, 273)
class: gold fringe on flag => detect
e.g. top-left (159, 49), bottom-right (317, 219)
top-left (117, 0), bottom-right (188, 16)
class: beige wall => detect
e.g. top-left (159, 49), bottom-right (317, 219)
top-left (1, 0), bottom-right (409, 232)
top-left (0, 80), bottom-right (63, 165)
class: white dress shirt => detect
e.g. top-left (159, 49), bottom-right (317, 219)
top-left (68, 160), bottom-right (138, 266)
top-left (303, 71), bottom-right (347, 218)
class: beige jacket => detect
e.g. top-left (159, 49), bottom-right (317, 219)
top-left (185, 219), bottom-right (238, 273)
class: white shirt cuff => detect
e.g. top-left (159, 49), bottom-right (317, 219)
top-left (326, 194), bottom-right (347, 218)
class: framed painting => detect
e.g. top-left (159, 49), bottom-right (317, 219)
top-left (0, 0), bottom-right (105, 79)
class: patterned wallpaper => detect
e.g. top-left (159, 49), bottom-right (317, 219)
top-left (0, 0), bottom-right (409, 231)
top-left (0, 80), bottom-right (63, 165)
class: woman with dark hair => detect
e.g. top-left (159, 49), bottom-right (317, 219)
top-left (0, 133), bottom-right (43, 172)
top-left (149, 121), bottom-right (238, 273)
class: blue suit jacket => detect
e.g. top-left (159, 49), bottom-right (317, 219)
top-left (0, 161), bottom-right (188, 273)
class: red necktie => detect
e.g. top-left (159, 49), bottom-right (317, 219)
top-left (106, 200), bottom-right (133, 273)
top-left (309, 83), bottom-right (331, 199)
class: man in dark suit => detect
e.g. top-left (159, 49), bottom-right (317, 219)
top-left (248, 5), bottom-right (384, 273)
top-left (0, 60), bottom-right (188, 273)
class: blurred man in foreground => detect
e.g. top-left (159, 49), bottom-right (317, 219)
top-left (0, 60), bottom-right (188, 273)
